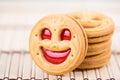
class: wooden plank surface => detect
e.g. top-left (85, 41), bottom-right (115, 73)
top-left (0, 52), bottom-right (8, 79)
top-left (87, 69), bottom-right (96, 80)
top-left (35, 66), bottom-right (43, 79)
top-left (9, 53), bottom-right (20, 79)
top-left (74, 70), bottom-right (83, 80)
top-left (22, 53), bottom-right (32, 79)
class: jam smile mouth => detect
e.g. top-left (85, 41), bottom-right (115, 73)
top-left (41, 47), bottom-right (71, 64)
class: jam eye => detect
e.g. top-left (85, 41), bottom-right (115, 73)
top-left (61, 29), bottom-right (71, 40)
top-left (41, 28), bottom-right (52, 40)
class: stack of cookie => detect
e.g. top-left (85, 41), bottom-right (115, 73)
top-left (68, 12), bottom-right (114, 69)
top-left (29, 12), bottom-right (114, 75)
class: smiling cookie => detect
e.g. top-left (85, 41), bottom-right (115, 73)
top-left (29, 14), bottom-right (88, 75)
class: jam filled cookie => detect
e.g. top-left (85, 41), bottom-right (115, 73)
top-left (87, 45), bottom-right (110, 56)
top-left (68, 12), bottom-right (114, 38)
top-left (77, 50), bottom-right (111, 69)
top-left (88, 32), bottom-right (113, 43)
top-left (29, 14), bottom-right (88, 75)
top-left (88, 40), bottom-right (111, 52)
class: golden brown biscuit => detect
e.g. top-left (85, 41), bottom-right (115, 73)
top-left (29, 14), bottom-right (88, 75)
top-left (88, 32), bottom-right (113, 43)
top-left (77, 50), bottom-right (111, 69)
top-left (68, 12), bottom-right (114, 38)
top-left (88, 40), bottom-right (111, 52)
top-left (87, 45), bottom-right (110, 56)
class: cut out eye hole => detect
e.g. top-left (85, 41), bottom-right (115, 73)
top-left (61, 29), bottom-right (71, 40)
top-left (41, 28), bottom-right (52, 40)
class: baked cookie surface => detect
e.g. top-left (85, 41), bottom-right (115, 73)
top-left (87, 45), bottom-right (110, 56)
top-left (77, 50), bottom-right (111, 69)
top-left (68, 12), bottom-right (114, 38)
top-left (88, 32), bottom-right (113, 43)
top-left (29, 14), bottom-right (88, 75)
top-left (88, 40), bottom-right (111, 52)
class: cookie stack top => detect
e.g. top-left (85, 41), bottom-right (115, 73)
top-left (68, 12), bottom-right (114, 39)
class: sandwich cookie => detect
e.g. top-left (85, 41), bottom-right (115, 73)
top-left (29, 14), bottom-right (88, 75)
top-left (77, 50), bottom-right (111, 69)
top-left (88, 40), bottom-right (111, 52)
top-left (68, 12), bottom-right (114, 38)
top-left (87, 45), bottom-right (110, 56)
top-left (88, 32), bottom-right (113, 43)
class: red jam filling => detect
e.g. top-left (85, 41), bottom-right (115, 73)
top-left (61, 29), bottom-right (71, 40)
top-left (41, 47), bottom-right (71, 64)
top-left (41, 28), bottom-right (52, 39)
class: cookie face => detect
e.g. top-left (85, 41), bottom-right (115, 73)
top-left (29, 15), bottom-right (87, 75)
top-left (68, 12), bottom-right (114, 38)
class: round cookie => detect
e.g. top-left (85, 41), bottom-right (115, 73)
top-left (29, 14), bottom-right (88, 75)
top-left (77, 50), bottom-right (111, 69)
top-left (88, 32), bottom-right (113, 43)
top-left (68, 12), bottom-right (114, 38)
top-left (87, 45), bottom-right (110, 56)
top-left (88, 40), bottom-right (111, 52)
